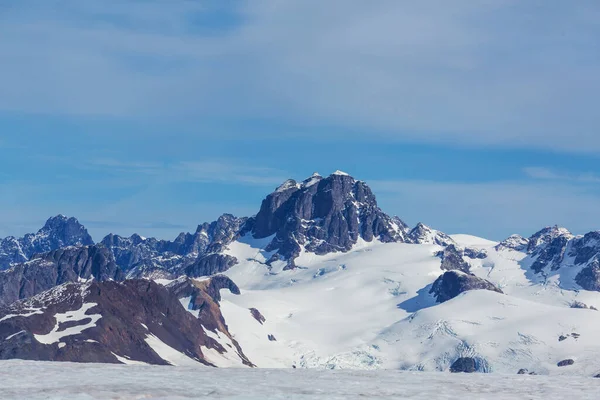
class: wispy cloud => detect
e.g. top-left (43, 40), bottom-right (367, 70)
top-left (85, 158), bottom-right (288, 187)
top-left (523, 167), bottom-right (600, 183)
top-left (1, 1), bottom-right (599, 151)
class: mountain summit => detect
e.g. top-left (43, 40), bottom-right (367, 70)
top-left (0, 215), bottom-right (94, 270)
top-left (247, 172), bottom-right (409, 268)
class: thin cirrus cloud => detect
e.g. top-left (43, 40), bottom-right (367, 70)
top-left (523, 167), bottom-right (600, 183)
top-left (85, 159), bottom-right (288, 187)
top-left (0, 1), bottom-right (599, 152)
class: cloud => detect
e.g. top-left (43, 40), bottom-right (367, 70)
top-left (523, 167), bottom-right (600, 183)
top-left (1, 1), bottom-right (599, 151)
top-left (85, 158), bottom-right (288, 186)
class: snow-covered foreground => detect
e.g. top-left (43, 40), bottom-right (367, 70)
top-left (1, 360), bottom-right (599, 400)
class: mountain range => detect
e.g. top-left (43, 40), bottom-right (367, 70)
top-left (1, 171), bottom-right (600, 375)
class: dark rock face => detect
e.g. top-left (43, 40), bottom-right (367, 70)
top-left (575, 258), bottom-right (600, 291)
top-left (557, 359), bottom-right (575, 367)
top-left (0, 215), bottom-right (94, 270)
top-left (0, 245), bottom-right (123, 306)
top-left (0, 279), bottom-right (252, 366)
top-left (250, 308), bottom-right (266, 325)
top-left (430, 271), bottom-right (503, 303)
top-left (439, 245), bottom-right (471, 273)
top-left (528, 227), bottom-right (573, 273)
top-left (450, 357), bottom-right (477, 373)
top-left (101, 214), bottom-right (247, 277)
top-left (166, 276), bottom-right (252, 366)
top-left (249, 172), bottom-right (409, 268)
top-left (185, 254), bottom-right (238, 278)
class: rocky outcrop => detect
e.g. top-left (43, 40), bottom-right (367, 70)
top-left (0, 246), bottom-right (123, 306)
top-left (0, 215), bottom-right (94, 270)
top-left (407, 223), bottom-right (455, 246)
top-left (495, 234), bottom-right (529, 252)
top-left (166, 276), bottom-right (252, 366)
top-left (430, 271), bottom-right (503, 303)
top-left (0, 279), bottom-right (252, 366)
top-left (250, 308), bottom-right (266, 325)
top-left (575, 258), bottom-right (600, 291)
top-left (557, 359), bottom-right (575, 367)
top-left (249, 172), bottom-right (409, 269)
top-left (528, 226), bottom-right (573, 273)
top-left (184, 254), bottom-right (238, 278)
top-left (438, 245), bottom-right (471, 273)
top-left (101, 214), bottom-right (247, 275)
top-left (450, 357), bottom-right (477, 373)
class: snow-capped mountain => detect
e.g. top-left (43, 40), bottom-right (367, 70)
top-left (0, 276), bottom-right (252, 367)
top-left (100, 171), bottom-right (410, 276)
top-left (3, 171), bottom-right (600, 376)
top-left (100, 214), bottom-right (247, 279)
top-left (0, 215), bottom-right (94, 270)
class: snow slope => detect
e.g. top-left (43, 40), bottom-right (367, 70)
top-left (1, 360), bottom-right (599, 400)
top-left (216, 233), bottom-right (600, 375)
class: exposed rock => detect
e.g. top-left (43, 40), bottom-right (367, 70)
top-left (0, 246), bottom-right (123, 306)
top-left (450, 357), bottom-right (477, 373)
top-left (250, 308), bottom-right (266, 325)
top-left (557, 359), bottom-right (575, 367)
top-left (569, 301), bottom-right (590, 309)
top-left (268, 334), bottom-right (277, 342)
top-left (250, 172), bottom-right (409, 268)
top-left (517, 368), bottom-right (528, 375)
top-left (495, 235), bottom-right (529, 252)
top-left (185, 254), bottom-right (238, 278)
top-left (430, 271), bottom-right (503, 303)
top-left (408, 223), bottom-right (455, 247)
top-left (463, 248), bottom-right (488, 260)
top-left (439, 245), bottom-right (471, 273)
top-left (101, 214), bottom-right (247, 274)
top-left (166, 275), bottom-right (246, 355)
top-left (0, 215), bottom-right (94, 270)
top-left (0, 279), bottom-right (252, 366)
top-left (559, 335), bottom-right (568, 342)
top-left (575, 258), bottom-right (600, 292)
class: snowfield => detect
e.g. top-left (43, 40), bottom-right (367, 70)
top-left (214, 233), bottom-right (600, 374)
top-left (0, 360), bottom-right (599, 399)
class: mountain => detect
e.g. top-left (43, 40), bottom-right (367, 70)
top-left (100, 171), bottom-right (409, 275)
top-left (246, 171), bottom-right (409, 269)
top-left (4, 172), bottom-right (600, 375)
top-left (0, 245), bottom-right (123, 306)
top-left (0, 277), bottom-right (252, 367)
top-left (493, 226), bottom-right (600, 291)
top-left (100, 214), bottom-right (247, 278)
top-left (0, 215), bottom-right (94, 270)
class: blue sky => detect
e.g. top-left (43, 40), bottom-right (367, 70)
top-left (1, 0), bottom-right (600, 241)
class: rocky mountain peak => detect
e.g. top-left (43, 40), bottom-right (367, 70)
top-left (527, 225), bottom-right (573, 253)
top-left (250, 171), bottom-right (408, 268)
top-left (495, 234), bottom-right (529, 252)
top-left (37, 215), bottom-right (94, 245)
top-left (0, 215), bottom-right (94, 270)
top-left (408, 223), bottom-right (455, 246)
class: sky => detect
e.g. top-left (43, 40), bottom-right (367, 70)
top-left (1, 0), bottom-right (600, 241)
